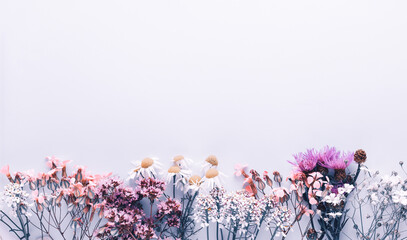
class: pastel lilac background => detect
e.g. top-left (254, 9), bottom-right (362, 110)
top-left (1, 1), bottom-right (407, 239)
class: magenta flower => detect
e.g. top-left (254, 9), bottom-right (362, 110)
top-left (318, 146), bottom-right (340, 166)
top-left (135, 177), bottom-right (166, 201)
top-left (319, 147), bottom-right (354, 170)
top-left (289, 149), bottom-right (319, 173)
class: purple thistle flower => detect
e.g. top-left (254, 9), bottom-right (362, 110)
top-left (319, 146), bottom-right (354, 170)
top-left (318, 146), bottom-right (340, 166)
top-left (289, 148), bottom-right (319, 173)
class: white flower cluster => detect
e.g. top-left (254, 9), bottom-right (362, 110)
top-left (194, 193), bottom-right (219, 227)
top-left (322, 184), bottom-right (354, 206)
top-left (218, 190), bottom-right (262, 235)
top-left (367, 174), bottom-right (407, 206)
top-left (351, 168), bottom-right (407, 239)
top-left (258, 195), bottom-right (292, 237)
top-left (318, 183), bottom-right (354, 221)
top-left (267, 205), bottom-right (292, 237)
top-left (195, 189), bottom-right (263, 237)
top-left (0, 183), bottom-right (32, 217)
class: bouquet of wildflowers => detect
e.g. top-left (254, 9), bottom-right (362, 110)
top-left (0, 149), bottom-right (374, 240)
top-left (288, 147), bottom-right (366, 240)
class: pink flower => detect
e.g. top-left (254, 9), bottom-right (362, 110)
top-left (309, 196), bottom-right (318, 205)
top-left (234, 163), bottom-right (248, 177)
top-left (297, 204), bottom-right (314, 220)
top-left (136, 178), bottom-right (166, 201)
top-left (72, 182), bottom-right (84, 197)
top-left (273, 187), bottom-right (288, 198)
top-left (45, 156), bottom-right (61, 169)
top-left (319, 147), bottom-right (354, 170)
top-left (289, 149), bottom-right (319, 172)
top-left (0, 165), bottom-right (10, 176)
top-left (273, 187), bottom-right (289, 202)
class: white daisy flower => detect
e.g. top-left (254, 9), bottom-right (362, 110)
top-left (200, 168), bottom-right (224, 192)
top-left (187, 175), bottom-right (203, 193)
top-left (172, 155), bottom-right (193, 169)
top-left (202, 155), bottom-right (219, 171)
top-left (128, 157), bottom-right (162, 180)
top-left (166, 165), bottom-right (192, 191)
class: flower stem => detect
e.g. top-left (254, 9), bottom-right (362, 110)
top-left (173, 175), bottom-right (176, 199)
top-left (216, 222), bottom-right (219, 240)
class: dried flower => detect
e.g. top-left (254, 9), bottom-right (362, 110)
top-left (354, 149), bottom-right (367, 164)
top-left (129, 157), bottom-right (162, 179)
top-left (135, 177), bottom-right (165, 201)
top-left (320, 147), bottom-right (354, 170)
top-left (201, 168), bottom-right (223, 192)
top-left (234, 163), bottom-right (248, 177)
top-left (289, 149), bottom-right (319, 173)
top-left (156, 198), bottom-right (182, 227)
top-left (205, 155), bottom-right (218, 167)
top-left (273, 171), bottom-right (282, 183)
top-left (1, 183), bottom-right (31, 217)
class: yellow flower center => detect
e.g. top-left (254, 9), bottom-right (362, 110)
top-left (189, 175), bottom-right (202, 185)
top-left (173, 155), bottom-right (184, 162)
top-left (205, 155), bottom-right (218, 166)
top-left (168, 165), bottom-right (181, 173)
top-left (205, 168), bottom-right (219, 179)
top-left (141, 158), bottom-right (154, 168)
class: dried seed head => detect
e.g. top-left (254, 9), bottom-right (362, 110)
top-left (205, 168), bottom-right (219, 179)
top-left (173, 155), bottom-right (184, 163)
top-left (189, 175), bottom-right (202, 185)
top-left (354, 149), bottom-right (367, 164)
top-left (141, 158), bottom-right (154, 168)
top-left (334, 169), bottom-right (347, 181)
top-left (273, 171), bottom-right (282, 183)
top-left (168, 165), bottom-right (181, 173)
top-left (317, 165), bottom-right (329, 175)
top-left (205, 155), bottom-right (218, 166)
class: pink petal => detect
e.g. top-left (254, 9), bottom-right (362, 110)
top-left (0, 165), bottom-right (9, 176)
top-left (274, 188), bottom-right (286, 198)
top-left (313, 181), bottom-right (321, 189)
top-left (31, 190), bottom-right (39, 198)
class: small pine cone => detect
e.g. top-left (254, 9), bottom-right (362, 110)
top-left (306, 228), bottom-right (318, 240)
top-left (354, 149), bottom-right (367, 164)
top-left (317, 165), bottom-right (329, 175)
top-left (335, 169), bottom-right (347, 181)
